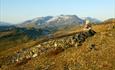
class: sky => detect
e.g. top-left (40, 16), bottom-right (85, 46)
top-left (0, 0), bottom-right (115, 24)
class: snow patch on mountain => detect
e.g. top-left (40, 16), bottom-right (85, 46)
top-left (45, 15), bottom-right (83, 27)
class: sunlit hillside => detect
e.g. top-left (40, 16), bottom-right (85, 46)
top-left (0, 19), bottom-right (115, 70)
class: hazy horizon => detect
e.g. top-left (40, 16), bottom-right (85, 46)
top-left (0, 0), bottom-right (115, 24)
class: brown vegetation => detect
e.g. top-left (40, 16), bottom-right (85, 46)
top-left (0, 19), bottom-right (115, 70)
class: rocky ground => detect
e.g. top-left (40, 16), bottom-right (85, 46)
top-left (0, 20), bottom-right (115, 70)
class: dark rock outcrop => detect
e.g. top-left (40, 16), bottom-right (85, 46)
top-left (73, 30), bottom-right (96, 46)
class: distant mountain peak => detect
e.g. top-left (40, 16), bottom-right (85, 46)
top-left (0, 21), bottom-right (12, 26)
top-left (18, 15), bottom-right (84, 28)
top-left (47, 15), bottom-right (83, 23)
top-left (82, 17), bottom-right (101, 23)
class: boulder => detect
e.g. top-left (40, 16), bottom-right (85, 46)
top-left (72, 30), bottom-right (96, 46)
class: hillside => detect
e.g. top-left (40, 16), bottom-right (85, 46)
top-left (0, 19), bottom-right (115, 70)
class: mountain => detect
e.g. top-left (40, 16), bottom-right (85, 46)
top-left (45, 15), bottom-right (83, 27)
top-left (83, 17), bottom-right (101, 23)
top-left (0, 21), bottom-right (12, 26)
top-left (17, 16), bottom-right (53, 28)
top-left (17, 15), bottom-right (83, 28)
top-left (0, 22), bottom-right (15, 31)
top-left (103, 18), bottom-right (115, 23)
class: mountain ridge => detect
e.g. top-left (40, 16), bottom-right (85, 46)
top-left (0, 21), bottom-right (12, 26)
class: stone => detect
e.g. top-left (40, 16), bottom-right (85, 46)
top-left (89, 44), bottom-right (96, 50)
top-left (54, 43), bottom-right (58, 47)
top-left (36, 44), bottom-right (41, 48)
top-left (32, 53), bottom-right (38, 58)
top-left (72, 30), bottom-right (96, 47)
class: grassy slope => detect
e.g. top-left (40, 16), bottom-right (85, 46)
top-left (0, 25), bottom-right (82, 56)
top-left (0, 21), bottom-right (115, 70)
top-left (22, 22), bottom-right (115, 70)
